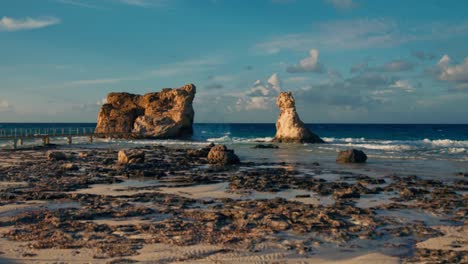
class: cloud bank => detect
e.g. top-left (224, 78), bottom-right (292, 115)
top-left (0, 16), bottom-right (60, 32)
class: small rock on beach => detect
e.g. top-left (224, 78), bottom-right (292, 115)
top-left (336, 149), bottom-right (368, 163)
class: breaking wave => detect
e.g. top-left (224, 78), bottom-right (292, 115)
top-left (207, 136), bottom-right (274, 143)
top-left (322, 137), bottom-right (468, 153)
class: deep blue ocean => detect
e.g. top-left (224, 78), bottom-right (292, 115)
top-left (1, 123), bottom-right (467, 162)
top-left (0, 123), bottom-right (467, 141)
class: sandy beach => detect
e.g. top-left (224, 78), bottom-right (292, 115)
top-left (0, 144), bottom-right (466, 263)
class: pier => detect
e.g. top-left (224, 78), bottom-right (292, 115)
top-left (0, 127), bottom-right (131, 149)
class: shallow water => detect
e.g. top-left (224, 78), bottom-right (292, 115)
top-left (376, 209), bottom-right (457, 226)
top-left (0, 201), bottom-right (81, 218)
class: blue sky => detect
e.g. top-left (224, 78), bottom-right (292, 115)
top-left (1, 0), bottom-right (467, 123)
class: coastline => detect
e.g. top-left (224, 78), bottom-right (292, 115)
top-left (0, 143), bottom-right (466, 263)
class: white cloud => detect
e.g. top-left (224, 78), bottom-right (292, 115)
top-left (255, 19), bottom-right (398, 53)
top-left (437, 55), bottom-right (451, 69)
top-left (96, 98), bottom-right (108, 106)
top-left (66, 78), bottom-right (130, 86)
top-left (63, 55), bottom-right (225, 87)
top-left (207, 75), bottom-right (235, 82)
top-left (371, 90), bottom-right (394, 96)
top-left (119, 0), bottom-right (166, 7)
top-left (236, 96), bottom-right (273, 111)
top-left (55, 0), bottom-right (105, 9)
top-left (328, 69), bottom-right (342, 81)
top-left (350, 59), bottom-right (414, 73)
top-left (255, 19), bottom-right (468, 53)
top-left (285, 76), bottom-right (310, 84)
top-left (0, 100), bottom-right (11, 110)
top-left (149, 56), bottom-right (225, 77)
top-left (267, 73), bottom-right (282, 92)
top-left (382, 59), bottom-right (415, 72)
top-left (412, 51), bottom-right (436, 61)
top-left (249, 81), bottom-right (271, 97)
top-left (287, 49), bottom-right (325, 73)
top-left (390, 80), bottom-right (415, 92)
top-left (56, 0), bottom-right (164, 9)
top-left (0, 16), bottom-right (61, 32)
top-left (435, 55), bottom-right (468, 87)
top-left (325, 0), bottom-right (358, 10)
top-left (236, 73), bottom-right (282, 111)
top-left (271, 0), bottom-right (296, 3)
top-left (350, 61), bottom-right (368, 73)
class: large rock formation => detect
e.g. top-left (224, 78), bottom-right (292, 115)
top-left (273, 92), bottom-right (324, 143)
top-left (95, 84), bottom-right (196, 138)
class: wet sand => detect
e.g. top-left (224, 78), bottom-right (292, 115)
top-left (0, 144), bottom-right (466, 263)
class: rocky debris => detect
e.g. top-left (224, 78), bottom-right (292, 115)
top-left (405, 248), bottom-right (468, 263)
top-left (228, 167), bottom-right (379, 197)
top-left (207, 145), bottom-right (240, 165)
top-left (187, 143), bottom-right (215, 157)
top-left (252, 144), bottom-right (279, 149)
top-left (333, 188), bottom-right (360, 199)
top-left (46, 151), bottom-right (67, 161)
top-left (118, 149), bottom-right (145, 164)
top-left (78, 151), bottom-right (95, 158)
top-left (95, 84), bottom-right (196, 139)
top-left (336, 149), bottom-right (367, 163)
top-left (399, 187), bottom-right (429, 199)
top-left (61, 163), bottom-right (79, 171)
top-left (0, 146), bottom-right (466, 263)
top-left (229, 168), bottom-right (297, 192)
top-left (272, 92), bottom-right (324, 143)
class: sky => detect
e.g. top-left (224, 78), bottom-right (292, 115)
top-left (1, 0), bottom-right (468, 123)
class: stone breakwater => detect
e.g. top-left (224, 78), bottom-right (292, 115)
top-left (0, 145), bottom-right (466, 263)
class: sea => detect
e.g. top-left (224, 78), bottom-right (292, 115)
top-left (1, 123), bottom-right (467, 177)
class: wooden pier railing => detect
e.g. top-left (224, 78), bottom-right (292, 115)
top-left (0, 127), bottom-right (131, 149)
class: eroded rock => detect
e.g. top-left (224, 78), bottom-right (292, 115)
top-left (118, 149), bottom-right (145, 164)
top-left (272, 92), bottom-right (323, 143)
top-left (187, 143), bottom-right (215, 157)
top-left (95, 84), bottom-right (196, 139)
top-left (207, 145), bottom-right (240, 165)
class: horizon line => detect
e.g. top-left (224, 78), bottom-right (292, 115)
top-left (0, 122), bottom-right (467, 125)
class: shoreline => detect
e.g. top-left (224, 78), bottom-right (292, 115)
top-left (0, 144), bottom-right (466, 263)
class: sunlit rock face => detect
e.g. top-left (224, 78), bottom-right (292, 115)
top-left (272, 92), bottom-right (324, 143)
top-left (95, 84), bottom-right (196, 139)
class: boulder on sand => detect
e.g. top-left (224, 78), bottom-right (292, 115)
top-left (118, 149), bottom-right (145, 164)
top-left (336, 149), bottom-right (367, 163)
top-left (95, 84), bottom-right (196, 139)
top-left (61, 163), bottom-right (79, 171)
top-left (272, 92), bottom-right (324, 143)
top-left (46, 151), bottom-right (67, 161)
top-left (187, 143), bottom-right (215, 157)
top-left (207, 145), bottom-right (240, 165)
